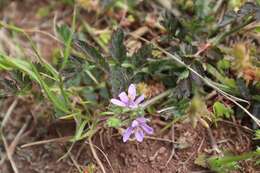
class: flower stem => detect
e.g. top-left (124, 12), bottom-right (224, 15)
top-left (141, 89), bottom-right (172, 108)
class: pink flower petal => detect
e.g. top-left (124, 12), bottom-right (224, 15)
top-left (134, 94), bottom-right (145, 104)
top-left (136, 117), bottom-right (147, 123)
top-left (135, 129), bottom-right (144, 142)
top-left (129, 103), bottom-right (138, 109)
top-left (141, 123), bottom-right (154, 135)
top-left (123, 127), bottom-right (133, 142)
top-left (131, 120), bottom-right (139, 128)
top-left (110, 99), bottom-right (126, 107)
top-left (128, 84), bottom-right (136, 100)
top-left (118, 92), bottom-right (129, 103)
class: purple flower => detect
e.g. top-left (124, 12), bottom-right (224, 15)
top-left (123, 117), bottom-right (154, 142)
top-left (110, 84), bottom-right (144, 109)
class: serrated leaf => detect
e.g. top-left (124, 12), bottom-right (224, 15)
top-left (109, 29), bottom-right (126, 63)
top-left (131, 44), bottom-right (152, 66)
top-left (74, 40), bottom-right (109, 72)
top-left (161, 11), bottom-right (183, 36)
top-left (177, 70), bottom-right (189, 83)
top-left (219, 2), bottom-right (260, 28)
top-left (109, 65), bottom-right (129, 97)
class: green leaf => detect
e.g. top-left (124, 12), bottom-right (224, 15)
top-left (109, 29), bottom-right (127, 63)
top-left (36, 6), bottom-right (51, 18)
top-left (195, 0), bottom-right (211, 19)
top-left (257, 0), bottom-right (260, 6)
top-left (208, 151), bottom-right (259, 173)
top-left (107, 117), bottom-right (122, 128)
top-left (206, 64), bottom-right (237, 89)
top-left (0, 54), bottom-right (69, 113)
top-left (217, 59), bottom-right (231, 71)
top-left (131, 44), bottom-right (152, 66)
top-left (57, 7), bottom-right (77, 70)
top-left (255, 26), bottom-right (260, 32)
top-left (177, 70), bottom-right (189, 83)
top-left (74, 40), bottom-right (109, 72)
top-left (254, 130), bottom-right (260, 140)
top-left (73, 120), bottom-right (88, 141)
top-left (213, 101), bottom-right (233, 119)
top-left (109, 65), bottom-right (129, 97)
top-left (56, 24), bottom-right (71, 43)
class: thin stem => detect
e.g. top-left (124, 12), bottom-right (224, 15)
top-left (88, 136), bottom-right (107, 173)
top-left (140, 90), bottom-right (172, 108)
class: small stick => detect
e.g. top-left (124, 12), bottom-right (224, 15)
top-left (1, 99), bottom-right (18, 128)
top-left (165, 125), bottom-right (178, 166)
top-left (85, 141), bottom-right (115, 173)
top-left (21, 136), bottom-right (72, 148)
top-left (141, 90), bottom-right (172, 108)
top-left (1, 134), bottom-right (19, 173)
top-left (220, 120), bottom-right (253, 133)
top-left (206, 128), bottom-right (221, 154)
top-left (88, 136), bottom-right (107, 173)
top-left (145, 136), bottom-right (179, 144)
top-left (231, 116), bottom-right (243, 143)
top-left (9, 116), bottom-right (31, 156)
top-left (0, 99), bottom-right (19, 173)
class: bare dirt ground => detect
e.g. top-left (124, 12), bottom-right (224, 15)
top-left (0, 97), bottom-right (257, 173)
top-left (0, 1), bottom-right (259, 173)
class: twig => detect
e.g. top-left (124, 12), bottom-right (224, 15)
top-left (206, 128), bottom-right (221, 154)
top-left (21, 136), bottom-right (72, 148)
top-left (1, 134), bottom-right (19, 173)
top-left (205, 91), bottom-right (217, 100)
top-left (62, 143), bottom-right (82, 173)
top-left (179, 137), bottom-right (205, 171)
top-left (165, 125), bottom-right (178, 166)
top-left (145, 136), bottom-right (179, 144)
top-left (88, 136), bottom-right (107, 173)
top-left (186, 137), bottom-right (205, 163)
top-left (231, 116), bottom-right (243, 143)
top-left (1, 99), bottom-right (18, 128)
top-left (57, 142), bottom-right (75, 162)
top-left (9, 116), bottom-right (31, 156)
top-left (219, 120), bottom-right (253, 133)
top-left (0, 99), bottom-right (19, 173)
top-left (85, 141), bottom-right (115, 173)
top-left (213, 0), bottom-right (225, 13)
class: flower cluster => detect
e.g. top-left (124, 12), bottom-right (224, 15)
top-left (110, 84), bottom-right (154, 142)
top-left (123, 117), bottom-right (153, 142)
